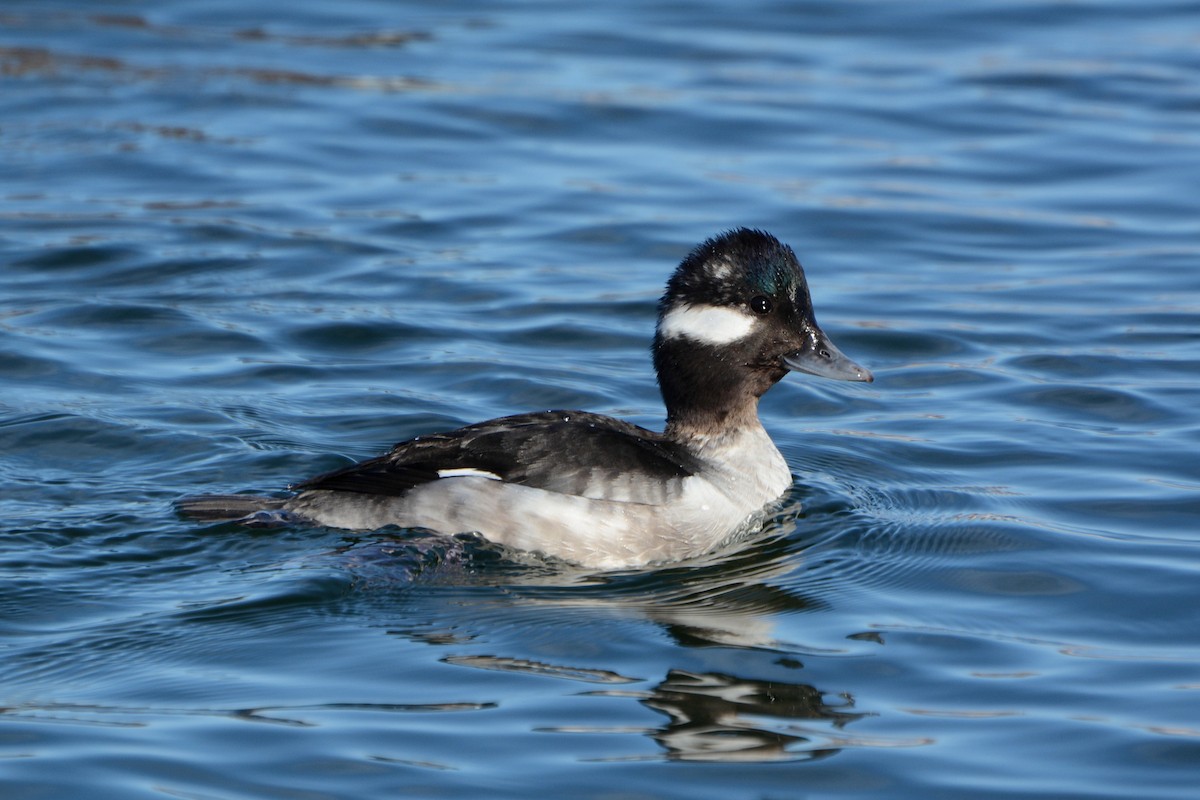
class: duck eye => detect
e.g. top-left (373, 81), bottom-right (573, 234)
top-left (750, 295), bottom-right (773, 315)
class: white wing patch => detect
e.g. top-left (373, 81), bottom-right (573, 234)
top-left (659, 303), bottom-right (756, 345)
top-left (436, 467), bottom-right (502, 481)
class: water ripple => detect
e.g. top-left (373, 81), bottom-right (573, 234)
top-left (3, 0), bottom-right (1200, 797)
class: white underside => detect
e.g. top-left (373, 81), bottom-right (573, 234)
top-left (287, 423), bottom-right (792, 570)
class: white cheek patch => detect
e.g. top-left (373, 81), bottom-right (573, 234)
top-left (659, 303), bottom-right (756, 345)
top-left (437, 467), bottom-right (502, 481)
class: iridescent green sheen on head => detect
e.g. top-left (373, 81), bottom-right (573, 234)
top-left (744, 247), bottom-right (800, 299)
top-left (661, 228), bottom-right (808, 314)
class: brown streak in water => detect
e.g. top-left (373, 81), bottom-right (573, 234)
top-left (0, 46), bottom-right (433, 93)
top-left (88, 12), bottom-right (432, 49)
top-left (0, 46), bottom-right (125, 77)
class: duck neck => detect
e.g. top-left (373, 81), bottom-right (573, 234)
top-left (653, 336), bottom-right (781, 444)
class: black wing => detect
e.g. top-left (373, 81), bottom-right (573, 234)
top-left (292, 410), bottom-right (700, 502)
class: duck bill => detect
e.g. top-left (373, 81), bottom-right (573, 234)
top-left (782, 329), bottom-right (873, 383)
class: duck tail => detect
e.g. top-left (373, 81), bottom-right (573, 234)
top-left (175, 493), bottom-right (283, 521)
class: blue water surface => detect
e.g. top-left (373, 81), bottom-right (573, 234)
top-left (2, 2), bottom-right (1199, 798)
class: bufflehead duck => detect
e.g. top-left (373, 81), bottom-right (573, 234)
top-left (180, 228), bottom-right (872, 569)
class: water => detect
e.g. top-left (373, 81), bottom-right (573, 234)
top-left (2, 1), bottom-right (1199, 797)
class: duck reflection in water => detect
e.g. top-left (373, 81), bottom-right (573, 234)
top-left (334, 521), bottom-right (931, 763)
top-left (635, 669), bottom-right (866, 763)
